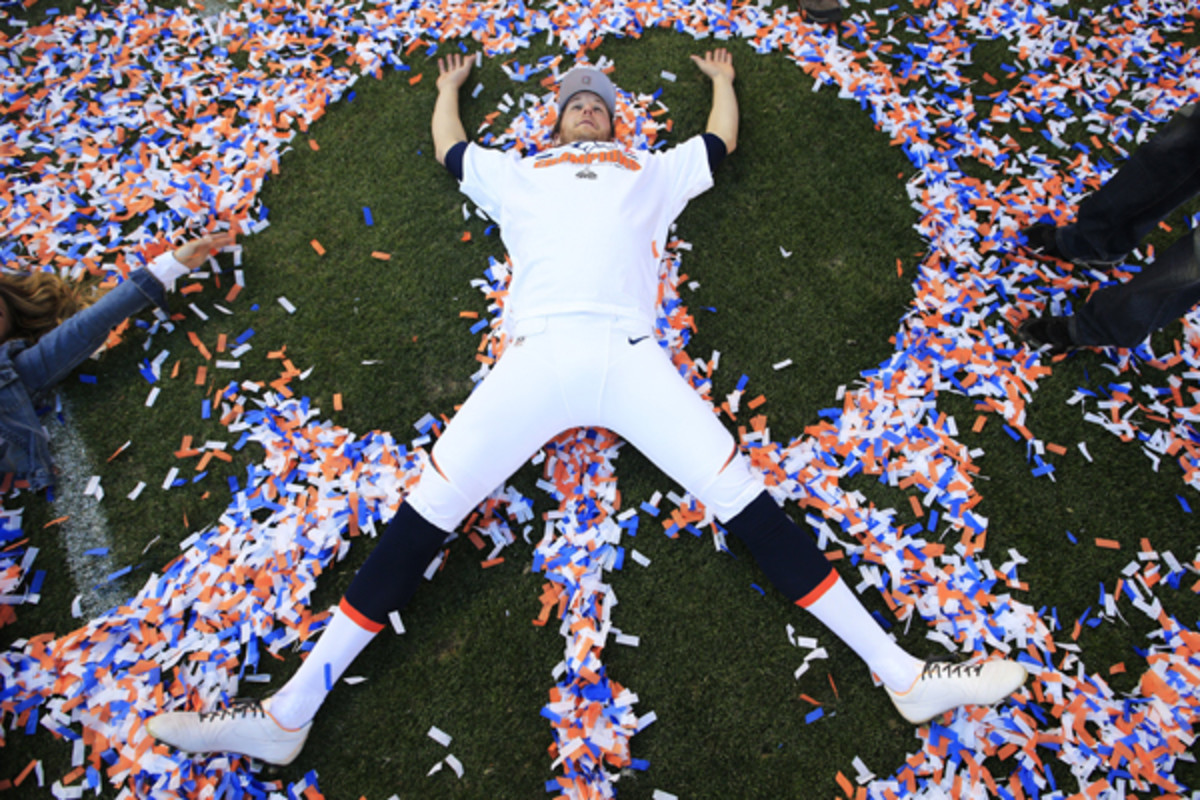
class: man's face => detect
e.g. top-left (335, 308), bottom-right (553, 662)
top-left (558, 91), bottom-right (613, 144)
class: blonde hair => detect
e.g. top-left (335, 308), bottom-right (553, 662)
top-left (0, 271), bottom-right (98, 343)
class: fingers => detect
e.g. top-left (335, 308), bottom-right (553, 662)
top-left (704, 48), bottom-right (732, 65)
top-left (437, 52), bottom-right (472, 77)
top-left (690, 48), bottom-right (734, 78)
top-left (173, 230), bottom-right (236, 268)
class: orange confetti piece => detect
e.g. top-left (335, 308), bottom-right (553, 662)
top-left (481, 557), bottom-right (505, 569)
top-left (1094, 538), bottom-right (1121, 550)
top-left (43, 516), bottom-right (69, 528)
top-left (308, 139), bottom-right (320, 151)
top-left (13, 759), bottom-right (38, 786)
top-left (333, 393), bottom-right (343, 411)
top-left (908, 494), bottom-right (925, 518)
top-left (370, 251), bottom-right (392, 261)
top-left (408, 73), bottom-right (423, 85)
top-left (310, 239), bottom-right (326, 256)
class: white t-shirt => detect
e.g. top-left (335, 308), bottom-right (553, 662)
top-left (459, 136), bottom-right (714, 327)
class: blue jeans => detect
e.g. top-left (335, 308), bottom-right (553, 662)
top-left (1055, 103), bottom-right (1200, 346)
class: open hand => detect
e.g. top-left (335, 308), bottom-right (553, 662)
top-left (437, 52), bottom-right (474, 92)
top-left (173, 231), bottom-right (237, 270)
top-left (690, 48), bottom-right (735, 83)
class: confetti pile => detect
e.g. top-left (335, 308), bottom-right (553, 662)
top-left (1, 0), bottom-right (1199, 798)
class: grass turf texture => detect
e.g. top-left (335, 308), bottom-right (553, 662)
top-left (2, 0), bottom-right (1200, 797)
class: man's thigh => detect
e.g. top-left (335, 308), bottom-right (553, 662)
top-left (600, 337), bottom-right (762, 522)
top-left (407, 331), bottom-right (572, 530)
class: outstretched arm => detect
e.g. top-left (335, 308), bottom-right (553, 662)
top-left (690, 49), bottom-right (738, 155)
top-left (433, 53), bottom-right (473, 165)
top-left (14, 232), bottom-right (236, 396)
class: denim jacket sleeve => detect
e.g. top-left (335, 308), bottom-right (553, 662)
top-left (0, 267), bottom-right (169, 490)
top-left (11, 267), bottom-right (167, 397)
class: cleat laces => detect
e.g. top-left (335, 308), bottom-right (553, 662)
top-left (919, 661), bottom-right (984, 682)
top-left (198, 699), bottom-right (267, 723)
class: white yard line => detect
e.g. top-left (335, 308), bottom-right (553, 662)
top-left (45, 397), bottom-right (127, 619)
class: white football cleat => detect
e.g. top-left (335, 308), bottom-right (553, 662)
top-left (146, 698), bottom-right (311, 766)
top-left (886, 659), bottom-right (1026, 724)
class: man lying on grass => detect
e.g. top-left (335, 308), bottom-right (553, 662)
top-left (148, 49), bottom-right (1025, 767)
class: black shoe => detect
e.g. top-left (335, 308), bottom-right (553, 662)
top-left (1016, 314), bottom-right (1076, 354)
top-left (1020, 224), bottom-right (1124, 269)
top-left (1019, 224), bottom-right (1067, 261)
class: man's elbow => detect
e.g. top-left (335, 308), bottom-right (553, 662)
top-left (712, 131), bottom-right (737, 156)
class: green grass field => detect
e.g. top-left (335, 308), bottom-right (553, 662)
top-left (3, 0), bottom-right (1200, 797)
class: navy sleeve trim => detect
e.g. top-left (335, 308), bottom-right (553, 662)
top-left (444, 141), bottom-right (468, 181)
top-left (702, 132), bottom-right (727, 172)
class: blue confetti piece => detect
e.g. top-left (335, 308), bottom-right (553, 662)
top-left (104, 565), bottom-right (133, 583)
top-left (362, 206), bottom-right (373, 226)
top-left (84, 547), bottom-right (109, 557)
top-left (804, 707), bottom-right (824, 724)
top-left (1177, 495), bottom-right (1192, 512)
top-left (750, 583), bottom-right (766, 596)
top-left (79, 374), bottom-right (97, 384)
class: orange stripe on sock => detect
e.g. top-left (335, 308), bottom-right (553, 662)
top-left (338, 597), bottom-right (385, 634)
top-left (793, 569), bottom-right (839, 608)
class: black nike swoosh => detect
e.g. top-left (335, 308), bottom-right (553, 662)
top-left (628, 336), bottom-right (650, 345)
